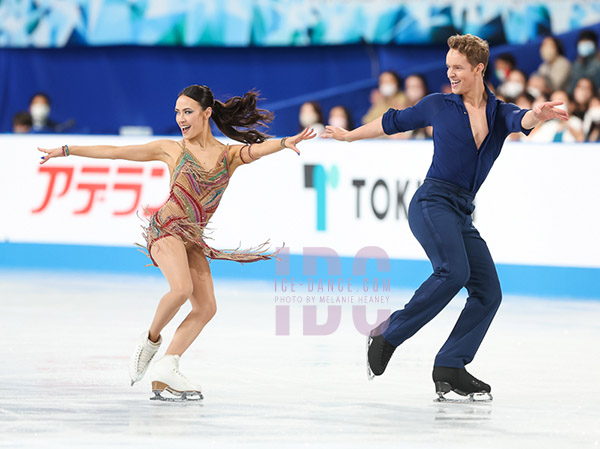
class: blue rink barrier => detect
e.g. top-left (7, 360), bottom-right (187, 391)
top-left (1, 242), bottom-right (599, 300)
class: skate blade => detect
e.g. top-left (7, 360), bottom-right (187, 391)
top-left (150, 382), bottom-right (203, 402)
top-left (150, 390), bottom-right (204, 402)
top-left (434, 392), bottom-right (493, 403)
top-left (366, 336), bottom-right (375, 381)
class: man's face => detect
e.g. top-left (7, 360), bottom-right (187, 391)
top-left (446, 49), bottom-right (482, 96)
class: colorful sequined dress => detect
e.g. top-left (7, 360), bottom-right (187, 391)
top-left (141, 143), bottom-right (274, 267)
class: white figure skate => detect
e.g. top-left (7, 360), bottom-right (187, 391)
top-left (129, 331), bottom-right (162, 386)
top-left (150, 354), bottom-right (203, 402)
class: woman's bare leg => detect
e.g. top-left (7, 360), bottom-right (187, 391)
top-left (164, 248), bottom-right (216, 356)
top-left (148, 237), bottom-right (193, 342)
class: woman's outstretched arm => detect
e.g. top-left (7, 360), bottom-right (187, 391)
top-left (38, 139), bottom-right (175, 165)
top-left (228, 127), bottom-right (316, 174)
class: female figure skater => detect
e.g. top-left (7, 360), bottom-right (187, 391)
top-left (324, 35), bottom-right (567, 401)
top-left (38, 85), bottom-right (316, 400)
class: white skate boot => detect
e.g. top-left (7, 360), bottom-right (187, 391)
top-left (150, 354), bottom-right (203, 401)
top-left (129, 331), bottom-right (162, 386)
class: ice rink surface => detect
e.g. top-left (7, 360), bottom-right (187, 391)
top-left (1, 270), bottom-right (599, 449)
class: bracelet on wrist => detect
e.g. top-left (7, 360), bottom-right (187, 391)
top-left (61, 145), bottom-right (70, 157)
top-left (280, 137), bottom-right (287, 149)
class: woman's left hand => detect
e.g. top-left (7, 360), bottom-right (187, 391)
top-left (37, 146), bottom-right (63, 165)
top-left (283, 127), bottom-right (317, 155)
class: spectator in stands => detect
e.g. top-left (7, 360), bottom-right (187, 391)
top-left (515, 92), bottom-right (535, 110)
top-left (404, 74), bottom-right (428, 107)
top-left (12, 111), bottom-right (32, 133)
top-left (508, 93), bottom-right (535, 140)
top-left (362, 70), bottom-right (406, 124)
top-left (583, 96), bottom-right (600, 141)
top-left (499, 69), bottom-right (527, 103)
top-left (493, 53), bottom-right (517, 86)
top-left (299, 101), bottom-right (325, 136)
top-left (572, 77), bottom-right (596, 120)
top-left (29, 92), bottom-right (58, 132)
top-left (535, 36), bottom-right (571, 92)
top-left (526, 73), bottom-right (552, 102)
top-left (327, 105), bottom-right (354, 131)
top-left (403, 74), bottom-right (432, 139)
top-left (569, 30), bottom-right (600, 94)
top-left (528, 90), bottom-right (584, 143)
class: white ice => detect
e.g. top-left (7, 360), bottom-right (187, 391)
top-left (1, 270), bottom-right (599, 448)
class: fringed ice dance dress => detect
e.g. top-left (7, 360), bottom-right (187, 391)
top-left (141, 142), bottom-right (274, 266)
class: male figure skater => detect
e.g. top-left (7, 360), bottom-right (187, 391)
top-left (324, 34), bottom-right (567, 400)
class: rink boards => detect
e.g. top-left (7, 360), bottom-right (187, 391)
top-left (1, 134), bottom-right (599, 299)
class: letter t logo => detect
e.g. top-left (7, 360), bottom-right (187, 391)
top-left (304, 164), bottom-right (339, 231)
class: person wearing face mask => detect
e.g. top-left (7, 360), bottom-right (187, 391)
top-left (535, 36), bottom-right (571, 92)
top-left (299, 101), bottom-right (326, 136)
top-left (492, 53), bottom-right (516, 86)
top-left (327, 105), bottom-right (354, 131)
top-left (569, 30), bottom-right (600, 94)
top-left (526, 74), bottom-right (551, 101)
top-left (29, 93), bottom-right (58, 133)
top-left (37, 84), bottom-right (316, 401)
top-left (362, 70), bottom-right (407, 125)
top-left (400, 74), bottom-right (432, 140)
top-left (499, 69), bottom-right (528, 102)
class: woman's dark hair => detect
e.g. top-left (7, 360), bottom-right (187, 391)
top-left (546, 36), bottom-right (565, 56)
top-left (339, 105), bottom-right (355, 130)
top-left (178, 84), bottom-right (273, 144)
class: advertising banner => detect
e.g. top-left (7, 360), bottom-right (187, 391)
top-left (2, 135), bottom-right (599, 270)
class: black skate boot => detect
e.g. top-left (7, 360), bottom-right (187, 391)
top-left (366, 321), bottom-right (396, 379)
top-left (432, 366), bottom-right (492, 402)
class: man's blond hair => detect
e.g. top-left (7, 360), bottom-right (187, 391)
top-left (447, 34), bottom-right (489, 74)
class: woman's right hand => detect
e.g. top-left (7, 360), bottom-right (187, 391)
top-left (322, 126), bottom-right (350, 142)
top-left (37, 146), bottom-right (63, 165)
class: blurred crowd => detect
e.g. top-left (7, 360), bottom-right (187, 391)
top-left (298, 29), bottom-right (600, 143)
top-left (11, 92), bottom-right (74, 134)
top-left (11, 29), bottom-right (600, 143)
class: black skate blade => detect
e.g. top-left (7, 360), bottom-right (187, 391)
top-left (366, 336), bottom-right (375, 381)
top-left (434, 390), bottom-right (493, 403)
top-left (433, 381), bottom-right (492, 403)
top-left (150, 390), bottom-right (204, 402)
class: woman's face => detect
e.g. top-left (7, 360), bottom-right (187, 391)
top-left (378, 72), bottom-right (399, 97)
top-left (540, 37), bottom-right (558, 62)
top-left (175, 95), bottom-right (210, 138)
top-left (299, 103), bottom-right (320, 127)
top-left (574, 79), bottom-right (594, 106)
top-left (404, 76), bottom-right (426, 103)
top-left (328, 106), bottom-right (348, 128)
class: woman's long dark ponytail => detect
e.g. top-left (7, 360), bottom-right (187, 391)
top-left (178, 85), bottom-right (273, 144)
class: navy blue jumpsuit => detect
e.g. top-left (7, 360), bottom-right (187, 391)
top-left (381, 86), bottom-right (531, 368)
